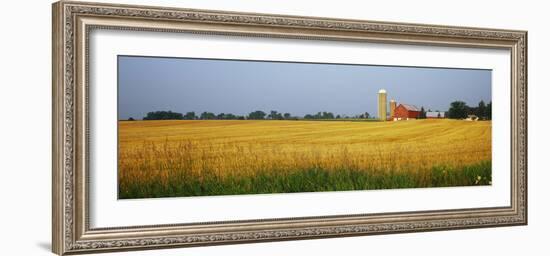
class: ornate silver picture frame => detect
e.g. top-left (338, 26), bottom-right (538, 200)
top-left (52, 1), bottom-right (527, 255)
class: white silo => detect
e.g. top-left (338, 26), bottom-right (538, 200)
top-left (378, 89), bottom-right (387, 121)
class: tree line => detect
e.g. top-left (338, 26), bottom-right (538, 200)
top-left (131, 100), bottom-right (491, 121)
top-left (415, 100), bottom-right (492, 120)
top-left (134, 110), bottom-right (372, 121)
top-left (448, 100), bottom-right (492, 120)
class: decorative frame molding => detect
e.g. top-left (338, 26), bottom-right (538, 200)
top-left (52, 1), bottom-right (527, 255)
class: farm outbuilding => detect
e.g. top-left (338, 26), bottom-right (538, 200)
top-left (466, 115), bottom-right (479, 121)
top-left (393, 104), bottom-right (420, 120)
top-left (426, 111), bottom-right (446, 119)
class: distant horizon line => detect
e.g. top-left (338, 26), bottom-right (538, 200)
top-left (119, 99), bottom-right (491, 120)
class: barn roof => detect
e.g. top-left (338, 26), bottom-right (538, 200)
top-left (400, 104), bottom-right (420, 111)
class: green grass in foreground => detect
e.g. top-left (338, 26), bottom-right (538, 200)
top-left (118, 161), bottom-right (491, 199)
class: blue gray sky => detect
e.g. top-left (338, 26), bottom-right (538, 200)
top-left (118, 56), bottom-right (491, 120)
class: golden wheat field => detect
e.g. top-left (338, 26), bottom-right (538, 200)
top-left (118, 119), bottom-right (492, 198)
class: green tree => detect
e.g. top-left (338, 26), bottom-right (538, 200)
top-left (477, 101), bottom-right (487, 119)
top-left (486, 102), bottom-right (492, 120)
top-left (127, 117), bottom-right (135, 121)
top-left (268, 110), bottom-right (283, 120)
top-left (322, 112), bottom-right (334, 119)
top-left (283, 113), bottom-right (291, 119)
top-left (225, 113), bottom-right (237, 120)
top-left (419, 107), bottom-right (427, 119)
top-left (183, 111), bottom-right (196, 120)
top-left (200, 112), bottom-right (216, 120)
top-left (268, 110), bottom-right (277, 119)
top-left (448, 101), bottom-right (468, 119)
top-left (248, 110), bottom-right (267, 120)
top-left (143, 111), bottom-right (183, 120)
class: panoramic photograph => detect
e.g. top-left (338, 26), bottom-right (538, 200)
top-left (117, 56), bottom-right (492, 199)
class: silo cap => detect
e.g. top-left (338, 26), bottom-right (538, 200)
top-left (378, 89), bottom-right (387, 93)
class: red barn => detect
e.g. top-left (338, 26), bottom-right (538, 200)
top-left (393, 104), bottom-right (420, 120)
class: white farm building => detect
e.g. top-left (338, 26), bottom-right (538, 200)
top-left (426, 111), bottom-right (445, 119)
